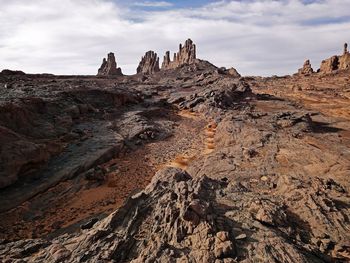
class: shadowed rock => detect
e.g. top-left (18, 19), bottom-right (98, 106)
top-left (137, 51), bottom-right (160, 75)
top-left (97, 52), bottom-right (123, 77)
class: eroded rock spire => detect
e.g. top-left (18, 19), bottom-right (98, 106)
top-left (97, 52), bottom-right (123, 76)
top-left (161, 39), bottom-right (197, 70)
top-left (298, 59), bottom-right (314, 75)
top-left (137, 51), bottom-right (160, 75)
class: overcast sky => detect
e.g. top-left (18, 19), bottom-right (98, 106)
top-left (0, 0), bottom-right (349, 76)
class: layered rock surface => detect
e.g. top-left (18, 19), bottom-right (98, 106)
top-left (137, 51), bottom-right (160, 74)
top-left (97, 52), bottom-right (123, 76)
top-left (162, 39), bottom-right (197, 70)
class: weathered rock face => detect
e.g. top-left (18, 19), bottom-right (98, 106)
top-left (136, 51), bottom-right (160, 75)
top-left (319, 56), bottom-right (339, 73)
top-left (97, 52), bottom-right (123, 76)
top-left (298, 59), bottom-right (314, 75)
top-left (339, 45), bottom-right (350, 70)
top-left (162, 39), bottom-right (197, 70)
top-left (319, 43), bottom-right (350, 73)
top-left (0, 167), bottom-right (322, 262)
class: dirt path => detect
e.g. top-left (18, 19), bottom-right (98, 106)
top-left (0, 109), bottom-right (209, 241)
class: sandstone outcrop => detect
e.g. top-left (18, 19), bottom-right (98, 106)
top-left (319, 43), bottom-right (350, 73)
top-left (136, 51), bottom-right (160, 74)
top-left (162, 39), bottom-right (197, 70)
top-left (298, 59), bottom-right (314, 75)
top-left (319, 55), bottom-right (339, 73)
top-left (97, 52), bottom-right (123, 76)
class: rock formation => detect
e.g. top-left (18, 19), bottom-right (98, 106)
top-left (97, 52), bottom-right (123, 76)
top-left (298, 59), bottom-right (314, 75)
top-left (339, 42), bottom-right (350, 70)
top-left (319, 56), bottom-right (339, 73)
top-left (319, 43), bottom-right (350, 73)
top-left (217, 67), bottom-right (241, 78)
top-left (162, 39), bottom-right (197, 70)
top-left (136, 51), bottom-right (160, 75)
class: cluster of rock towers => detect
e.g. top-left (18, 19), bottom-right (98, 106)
top-left (298, 43), bottom-right (350, 75)
top-left (97, 39), bottom-right (197, 76)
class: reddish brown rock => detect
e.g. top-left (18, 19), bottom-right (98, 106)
top-left (97, 52), bottom-right (123, 76)
top-left (319, 43), bottom-right (350, 73)
top-left (298, 59), bottom-right (314, 75)
top-left (339, 43), bottom-right (350, 70)
top-left (137, 51), bottom-right (160, 75)
top-left (162, 39), bottom-right (197, 70)
top-left (319, 56), bottom-right (339, 73)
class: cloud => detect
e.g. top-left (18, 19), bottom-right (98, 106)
top-left (132, 1), bottom-right (173, 7)
top-left (0, 0), bottom-right (349, 76)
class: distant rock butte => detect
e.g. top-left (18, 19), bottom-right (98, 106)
top-left (319, 43), bottom-right (350, 73)
top-left (298, 59), bottom-right (314, 75)
top-left (97, 52), bottom-right (123, 77)
top-left (0, 69), bottom-right (26, 75)
top-left (137, 51), bottom-right (160, 75)
top-left (162, 39), bottom-right (197, 70)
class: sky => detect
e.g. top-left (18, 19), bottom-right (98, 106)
top-left (0, 0), bottom-right (349, 76)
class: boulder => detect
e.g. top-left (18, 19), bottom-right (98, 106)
top-left (227, 67), bottom-right (241, 78)
top-left (217, 67), bottom-right (241, 78)
top-left (97, 52), bottom-right (123, 76)
top-left (136, 51), bottom-right (160, 75)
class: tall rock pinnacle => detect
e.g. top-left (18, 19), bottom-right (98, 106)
top-left (344, 43), bottom-right (348, 55)
top-left (97, 52), bottom-right (123, 76)
top-left (137, 51), bottom-right (160, 75)
top-left (298, 59), bottom-right (314, 75)
top-left (161, 39), bottom-right (197, 70)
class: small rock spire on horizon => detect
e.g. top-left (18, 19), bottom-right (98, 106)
top-left (344, 43), bottom-right (348, 55)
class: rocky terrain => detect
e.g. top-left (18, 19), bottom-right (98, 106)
top-left (0, 40), bottom-right (349, 262)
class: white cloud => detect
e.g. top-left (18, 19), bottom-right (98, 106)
top-left (0, 0), bottom-right (349, 76)
top-left (132, 1), bottom-right (173, 7)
